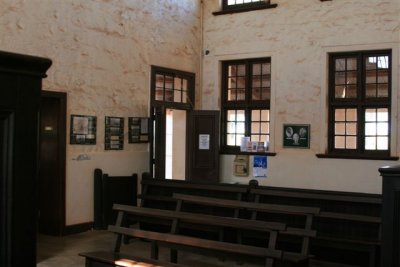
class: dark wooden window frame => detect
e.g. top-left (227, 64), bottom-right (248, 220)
top-left (220, 58), bottom-right (275, 156)
top-left (150, 66), bottom-right (195, 178)
top-left (213, 0), bottom-right (277, 15)
top-left (317, 50), bottom-right (398, 160)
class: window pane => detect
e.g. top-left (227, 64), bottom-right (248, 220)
top-left (346, 136), bottom-right (357, 149)
top-left (236, 77), bottom-right (245, 89)
top-left (237, 122), bottom-right (245, 134)
top-left (227, 134), bottom-right (236, 146)
top-left (335, 136), bottom-right (345, 149)
top-left (156, 74), bottom-right (164, 87)
top-left (365, 109), bottom-right (377, 121)
top-left (346, 109), bottom-right (357, 121)
top-left (347, 71), bottom-right (357, 84)
top-left (346, 85), bottom-right (357, 98)
top-left (261, 122), bottom-right (269, 133)
top-left (365, 122), bottom-right (377, 135)
top-left (237, 89), bottom-right (245, 100)
top-left (237, 110), bottom-right (245, 121)
top-left (347, 58), bottom-right (357, 71)
top-left (227, 89), bottom-right (235, 101)
top-left (347, 123), bottom-right (357, 135)
top-left (377, 109), bottom-right (388, 121)
top-left (236, 134), bottom-right (245, 145)
top-left (253, 64), bottom-right (261, 75)
top-left (165, 89), bottom-right (173, 101)
top-left (261, 89), bottom-right (270, 100)
top-left (165, 76), bottom-right (173, 89)
top-left (335, 123), bottom-right (345, 135)
top-left (174, 77), bottom-right (182, 90)
top-left (261, 110), bottom-right (269, 121)
top-left (335, 59), bottom-right (346, 71)
top-left (377, 122), bottom-right (388, 135)
top-left (182, 90), bottom-right (187, 103)
top-left (335, 109), bottom-right (346, 121)
top-left (174, 90), bottom-right (181, 102)
top-left (365, 70), bottom-right (376, 84)
top-left (366, 84), bottom-right (377, 98)
top-left (262, 63), bottom-right (271, 75)
top-left (155, 87), bottom-right (163, 101)
top-left (365, 137), bottom-right (376, 150)
top-left (251, 122), bottom-right (260, 133)
top-left (227, 122), bottom-right (236, 133)
top-left (377, 70), bottom-right (389, 83)
top-left (262, 77), bottom-right (270, 87)
top-left (252, 110), bottom-right (260, 121)
top-left (377, 137), bottom-right (389, 150)
top-left (228, 77), bottom-right (237, 88)
top-left (377, 84), bottom-right (388, 97)
top-left (335, 72), bottom-right (346, 84)
top-left (237, 65), bottom-right (246, 76)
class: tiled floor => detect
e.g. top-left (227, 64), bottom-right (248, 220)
top-left (36, 230), bottom-right (261, 267)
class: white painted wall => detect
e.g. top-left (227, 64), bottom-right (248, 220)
top-left (0, 0), bottom-right (201, 225)
top-left (202, 0), bottom-right (400, 193)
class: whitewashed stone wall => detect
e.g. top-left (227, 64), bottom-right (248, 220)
top-left (201, 0), bottom-right (400, 193)
top-left (0, 0), bottom-right (201, 225)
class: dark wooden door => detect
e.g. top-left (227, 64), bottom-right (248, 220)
top-left (187, 110), bottom-right (220, 183)
top-left (152, 106), bottom-right (166, 179)
top-left (38, 91), bottom-right (66, 235)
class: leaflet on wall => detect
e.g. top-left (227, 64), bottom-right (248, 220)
top-left (253, 156), bottom-right (267, 178)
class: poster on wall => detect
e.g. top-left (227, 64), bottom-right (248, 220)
top-left (253, 156), bottom-right (267, 178)
top-left (105, 116), bottom-right (124, 150)
top-left (70, 115), bottom-right (97, 145)
top-left (283, 124), bottom-right (310, 148)
top-left (128, 117), bottom-right (150, 143)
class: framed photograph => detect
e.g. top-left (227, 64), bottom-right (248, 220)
top-left (283, 124), bottom-right (310, 148)
top-left (70, 115), bottom-right (97, 145)
top-left (128, 117), bottom-right (150, 143)
top-left (105, 116), bottom-right (124, 150)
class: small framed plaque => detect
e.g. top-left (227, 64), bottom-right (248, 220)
top-left (70, 115), bottom-right (97, 145)
top-left (105, 116), bottom-right (124, 150)
top-left (128, 117), bottom-right (150, 143)
top-left (283, 124), bottom-right (310, 148)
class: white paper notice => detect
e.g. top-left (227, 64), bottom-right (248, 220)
top-left (199, 134), bottom-right (210, 150)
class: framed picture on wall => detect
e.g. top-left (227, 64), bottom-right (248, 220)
top-left (105, 116), bottom-right (124, 150)
top-left (128, 117), bottom-right (150, 143)
top-left (70, 115), bottom-right (97, 145)
top-left (283, 124), bottom-right (310, 148)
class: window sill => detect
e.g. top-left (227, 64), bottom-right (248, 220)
top-left (221, 151), bottom-right (277, 156)
top-left (316, 153), bottom-right (399, 161)
top-left (213, 3), bottom-right (278, 16)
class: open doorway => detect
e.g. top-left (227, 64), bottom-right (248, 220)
top-left (165, 109), bottom-right (186, 180)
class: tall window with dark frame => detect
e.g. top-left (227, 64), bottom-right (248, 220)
top-left (221, 58), bottom-right (271, 153)
top-left (222, 0), bottom-right (272, 11)
top-left (328, 50), bottom-right (391, 158)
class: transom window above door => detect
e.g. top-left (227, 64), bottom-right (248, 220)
top-left (151, 66), bottom-right (194, 109)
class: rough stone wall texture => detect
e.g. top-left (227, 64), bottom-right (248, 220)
top-left (0, 0), bottom-right (201, 224)
top-left (202, 0), bottom-right (400, 193)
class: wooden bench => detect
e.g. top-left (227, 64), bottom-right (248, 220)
top-left (139, 177), bottom-right (248, 211)
top-left (173, 193), bottom-right (319, 260)
top-left (85, 203), bottom-right (311, 267)
top-left (93, 168), bottom-right (138, 229)
top-left (79, 251), bottom-right (188, 267)
top-left (249, 187), bottom-right (382, 267)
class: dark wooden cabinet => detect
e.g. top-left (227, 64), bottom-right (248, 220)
top-left (0, 51), bottom-right (52, 266)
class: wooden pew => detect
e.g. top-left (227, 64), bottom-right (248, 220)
top-left (249, 187), bottom-right (382, 267)
top-left (139, 177), bottom-right (248, 212)
top-left (79, 251), bottom-right (188, 267)
top-left (80, 203), bottom-right (311, 267)
top-left (173, 193), bottom-right (318, 261)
